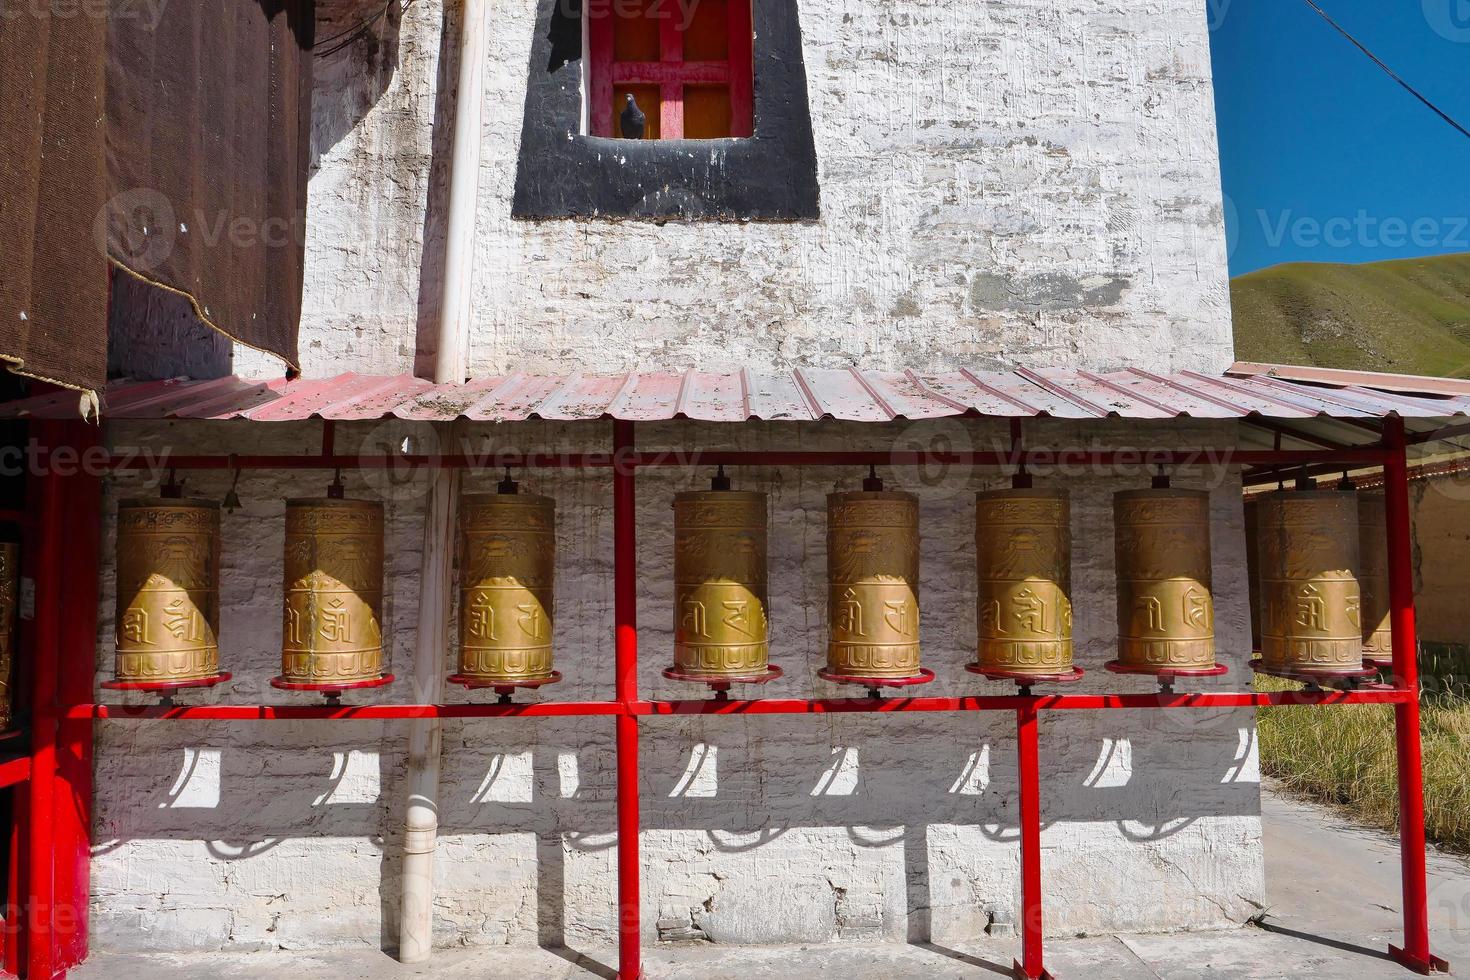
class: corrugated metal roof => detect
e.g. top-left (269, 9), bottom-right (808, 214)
top-left (5, 364), bottom-right (1470, 425)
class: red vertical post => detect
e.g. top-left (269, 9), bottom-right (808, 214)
top-left (1015, 704), bottom-right (1052, 980)
top-left (54, 420), bottom-right (101, 968)
top-left (588, 0), bottom-right (615, 136)
top-left (658, 9), bottom-right (684, 139)
top-left (25, 421), bottom-right (65, 980)
top-left (613, 420), bottom-right (641, 980)
top-left (727, 0), bottom-right (754, 137)
top-left (1382, 418), bottom-right (1446, 975)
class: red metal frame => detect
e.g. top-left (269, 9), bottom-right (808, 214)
top-left (14, 418), bottom-right (1447, 979)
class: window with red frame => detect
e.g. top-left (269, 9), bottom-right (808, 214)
top-left (588, 0), bottom-right (754, 140)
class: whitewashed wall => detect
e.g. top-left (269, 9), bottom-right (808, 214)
top-left (97, 0), bottom-right (1248, 956)
top-left (228, 0), bottom-right (1233, 379)
top-left (91, 418), bottom-right (1263, 951)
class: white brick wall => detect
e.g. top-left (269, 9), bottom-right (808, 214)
top-left (235, 0), bottom-right (1232, 379)
top-left (98, 0), bottom-right (1250, 955)
top-left (91, 418), bottom-right (1263, 951)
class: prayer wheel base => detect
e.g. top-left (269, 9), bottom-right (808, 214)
top-left (450, 670), bottom-right (563, 705)
top-left (1104, 660), bottom-right (1227, 693)
top-left (272, 673), bottom-right (395, 704)
top-left (102, 671), bottom-right (233, 693)
top-left (1251, 660), bottom-right (1380, 689)
top-left (1103, 660), bottom-right (1228, 679)
top-left (663, 663), bottom-right (783, 701)
top-left (818, 666), bottom-right (935, 699)
top-left (967, 663), bottom-right (1085, 691)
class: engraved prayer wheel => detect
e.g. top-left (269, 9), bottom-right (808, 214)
top-left (457, 492), bottom-right (556, 683)
top-left (673, 490), bottom-right (769, 679)
top-left (0, 543), bottom-right (17, 729)
top-left (1244, 497), bottom-right (1262, 651)
top-left (1257, 489), bottom-right (1364, 674)
top-left (974, 488), bottom-right (1072, 674)
top-left (114, 498), bottom-right (221, 684)
top-left (827, 491), bottom-right (921, 678)
top-left (281, 498), bottom-right (385, 685)
top-left (1357, 491), bottom-right (1392, 660)
top-left (1114, 489), bottom-right (1216, 671)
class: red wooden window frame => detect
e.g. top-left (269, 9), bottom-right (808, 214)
top-left (588, 0), bottom-right (754, 139)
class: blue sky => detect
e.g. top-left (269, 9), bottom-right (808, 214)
top-left (1209, 0), bottom-right (1470, 276)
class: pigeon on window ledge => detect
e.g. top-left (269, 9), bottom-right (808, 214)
top-left (620, 93), bottom-right (647, 139)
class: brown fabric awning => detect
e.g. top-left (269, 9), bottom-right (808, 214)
top-left (0, 1), bottom-right (314, 398)
top-left (0, 7), bottom-right (108, 395)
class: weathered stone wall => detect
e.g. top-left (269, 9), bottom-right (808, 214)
top-left (96, 0), bottom-right (1249, 956)
top-left (222, 0), bottom-right (1233, 380)
top-left (1409, 473), bottom-right (1470, 649)
top-left (91, 418), bottom-right (1262, 951)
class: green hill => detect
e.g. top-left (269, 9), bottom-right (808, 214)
top-left (1230, 252), bottom-right (1470, 377)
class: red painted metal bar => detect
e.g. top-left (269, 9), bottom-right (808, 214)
top-left (1382, 418), bottom-right (1447, 975)
top-left (6, 778), bottom-right (23, 976)
top-left (1015, 705), bottom-right (1050, 980)
top-left (69, 702), bottom-right (627, 721)
top-left (613, 420), bottom-right (642, 980)
top-left (65, 687), bottom-right (1412, 721)
top-left (92, 447), bottom-right (1392, 472)
top-left (25, 422), bottom-right (65, 980)
top-left (0, 757), bottom-right (30, 790)
top-left (54, 421), bottom-right (101, 969)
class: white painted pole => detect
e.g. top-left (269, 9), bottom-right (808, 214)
top-left (433, 0), bottom-right (490, 386)
top-left (400, 0), bottom-right (489, 963)
top-left (398, 454), bottom-right (458, 963)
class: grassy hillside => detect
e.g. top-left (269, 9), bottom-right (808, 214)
top-left (1231, 252), bottom-right (1470, 377)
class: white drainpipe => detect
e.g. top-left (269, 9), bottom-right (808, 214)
top-left (400, 0), bottom-right (489, 963)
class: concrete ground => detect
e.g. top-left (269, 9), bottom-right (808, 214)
top-left (73, 781), bottom-right (1469, 978)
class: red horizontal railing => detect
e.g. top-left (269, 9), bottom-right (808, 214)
top-left (0, 757), bottom-right (30, 789)
top-left (67, 687), bottom-right (1412, 721)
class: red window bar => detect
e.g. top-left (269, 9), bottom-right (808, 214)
top-left (19, 416), bottom-right (1446, 979)
top-left (588, 0), bottom-right (754, 139)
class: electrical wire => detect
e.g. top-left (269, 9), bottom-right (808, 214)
top-left (1300, 0), bottom-right (1470, 143)
top-left (314, 0), bottom-right (415, 59)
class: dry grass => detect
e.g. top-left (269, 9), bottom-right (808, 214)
top-left (1256, 675), bottom-right (1470, 855)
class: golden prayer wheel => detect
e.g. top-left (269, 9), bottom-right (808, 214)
top-left (280, 498), bottom-right (385, 685)
top-left (1257, 489), bottom-right (1364, 674)
top-left (1244, 497), bottom-right (1262, 652)
top-left (114, 498), bottom-right (221, 684)
top-left (0, 543), bottom-right (17, 728)
top-left (673, 490), bottom-right (769, 679)
top-left (1357, 491), bottom-right (1392, 660)
top-left (457, 492), bottom-right (557, 683)
top-left (1113, 489), bottom-right (1216, 671)
top-left (827, 490), bottom-right (921, 678)
top-left (974, 488), bottom-right (1072, 675)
